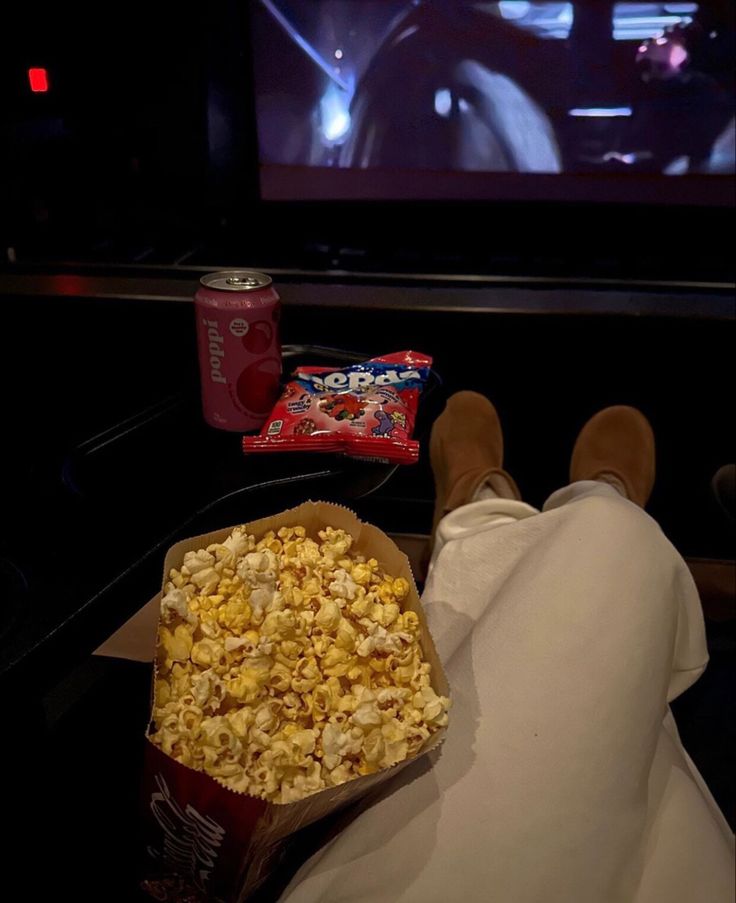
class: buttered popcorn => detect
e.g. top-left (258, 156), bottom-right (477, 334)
top-left (150, 524), bottom-right (449, 804)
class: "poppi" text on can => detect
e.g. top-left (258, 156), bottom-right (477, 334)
top-left (194, 270), bottom-right (282, 431)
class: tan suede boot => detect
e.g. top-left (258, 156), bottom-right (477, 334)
top-left (570, 405), bottom-right (655, 507)
top-left (430, 392), bottom-right (521, 536)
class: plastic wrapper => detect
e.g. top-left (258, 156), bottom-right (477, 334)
top-left (242, 352), bottom-right (432, 464)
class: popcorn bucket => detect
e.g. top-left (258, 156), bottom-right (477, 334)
top-left (111, 502), bottom-right (450, 901)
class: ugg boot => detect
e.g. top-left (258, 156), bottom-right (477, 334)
top-left (430, 391), bottom-right (521, 536)
top-left (570, 406), bottom-right (655, 507)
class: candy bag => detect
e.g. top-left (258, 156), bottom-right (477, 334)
top-left (242, 351), bottom-right (432, 464)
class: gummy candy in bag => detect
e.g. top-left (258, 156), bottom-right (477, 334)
top-left (242, 351), bottom-right (432, 464)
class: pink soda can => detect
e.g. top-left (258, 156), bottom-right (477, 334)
top-left (194, 270), bottom-right (282, 431)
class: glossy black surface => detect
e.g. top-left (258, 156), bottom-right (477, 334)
top-left (0, 338), bottom-right (411, 691)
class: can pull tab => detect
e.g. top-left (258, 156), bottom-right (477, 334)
top-left (226, 275), bottom-right (261, 287)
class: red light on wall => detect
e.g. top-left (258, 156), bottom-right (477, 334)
top-left (28, 68), bottom-right (49, 93)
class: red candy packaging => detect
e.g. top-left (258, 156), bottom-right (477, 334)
top-left (242, 351), bottom-right (432, 464)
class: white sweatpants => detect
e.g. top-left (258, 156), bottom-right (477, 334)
top-left (283, 483), bottom-right (734, 902)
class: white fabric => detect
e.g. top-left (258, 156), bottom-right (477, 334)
top-left (283, 484), bottom-right (734, 903)
top-left (472, 481), bottom-right (501, 502)
top-left (471, 471), bottom-right (518, 502)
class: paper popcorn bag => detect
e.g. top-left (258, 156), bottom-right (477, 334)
top-left (135, 501), bottom-right (450, 902)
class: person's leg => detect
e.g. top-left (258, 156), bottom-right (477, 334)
top-left (282, 399), bottom-right (733, 903)
top-left (429, 403), bottom-right (652, 569)
top-left (429, 390), bottom-right (522, 538)
top-left (427, 391), bottom-right (534, 572)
